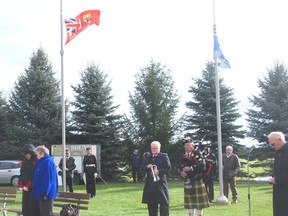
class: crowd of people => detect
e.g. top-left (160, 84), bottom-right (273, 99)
top-left (18, 145), bottom-right (98, 216)
top-left (16, 130), bottom-right (285, 216)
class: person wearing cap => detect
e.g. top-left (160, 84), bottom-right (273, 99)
top-left (83, 147), bottom-right (98, 198)
top-left (179, 137), bottom-right (209, 216)
top-left (18, 144), bottom-right (40, 216)
top-left (59, 149), bottom-right (76, 192)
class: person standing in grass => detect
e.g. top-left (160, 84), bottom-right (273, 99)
top-left (83, 147), bottom-right (98, 198)
top-left (268, 131), bottom-right (288, 216)
top-left (141, 141), bottom-right (171, 216)
top-left (59, 149), bottom-right (76, 192)
top-left (222, 145), bottom-right (241, 204)
top-left (18, 144), bottom-right (40, 216)
top-left (33, 145), bottom-right (58, 216)
top-left (179, 137), bottom-right (209, 216)
top-left (131, 149), bottom-right (141, 182)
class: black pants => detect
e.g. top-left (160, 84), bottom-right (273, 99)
top-left (132, 166), bottom-right (141, 182)
top-left (39, 199), bottom-right (53, 216)
top-left (148, 203), bottom-right (169, 216)
top-left (22, 191), bottom-right (40, 216)
top-left (66, 177), bottom-right (74, 192)
top-left (203, 177), bottom-right (214, 202)
top-left (86, 173), bottom-right (96, 198)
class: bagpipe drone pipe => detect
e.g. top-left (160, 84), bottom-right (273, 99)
top-left (179, 145), bottom-right (215, 181)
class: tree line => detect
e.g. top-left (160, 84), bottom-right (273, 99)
top-left (1, 47), bottom-right (288, 180)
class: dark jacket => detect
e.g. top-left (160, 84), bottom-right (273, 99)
top-left (223, 153), bottom-right (241, 180)
top-left (178, 150), bottom-right (206, 181)
top-left (59, 157), bottom-right (76, 178)
top-left (272, 143), bottom-right (288, 216)
top-left (32, 155), bottom-right (58, 200)
top-left (131, 154), bottom-right (141, 168)
top-left (83, 154), bottom-right (97, 174)
top-left (18, 156), bottom-right (38, 191)
top-left (141, 152), bottom-right (171, 205)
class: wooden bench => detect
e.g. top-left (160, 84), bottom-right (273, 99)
top-left (0, 188), bottom-right (22, 216)
top-left (0, 189), bottom-right (90, 216)
top-left (53, 192), bottom-right (91, 216)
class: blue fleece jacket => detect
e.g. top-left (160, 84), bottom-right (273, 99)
top-left (32, 155), bottom-right (58, 200)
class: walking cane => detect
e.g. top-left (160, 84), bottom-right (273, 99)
top-left (96, 173), bottom-right (108, 185)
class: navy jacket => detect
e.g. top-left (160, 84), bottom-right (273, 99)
top-left (141, 152), bottom-right (171, 205)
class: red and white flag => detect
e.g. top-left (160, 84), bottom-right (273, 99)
top-left (64, 10), bottom-right (100, 45)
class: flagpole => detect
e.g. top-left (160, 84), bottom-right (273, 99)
top-left (60, 0), bottom-right (67, 192)
top-left (213, 0), bottom-right (228, 205)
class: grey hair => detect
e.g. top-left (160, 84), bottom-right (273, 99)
top-left (226, 145), bottom-right (233, 151)
top-left (35, 145), bottom-right (50, 156)
top-left (268, 131), bottom-right (286, 142)
top-left (151, 141), bottom-right (161, 148)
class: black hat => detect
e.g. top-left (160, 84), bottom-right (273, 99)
top-left (22, 144), bottom-right (36, 154)
top-left (183, 136), bottom-right (192, 144)
top-left (86, 147), bottom-right (91, 150)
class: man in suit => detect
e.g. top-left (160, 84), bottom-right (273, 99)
top-left (59, 149), bottom-right (76, 192)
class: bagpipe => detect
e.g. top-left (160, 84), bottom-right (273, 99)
top-left (179, 134), bottom-right (216, 181)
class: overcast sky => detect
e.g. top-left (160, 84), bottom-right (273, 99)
top-left (1, 0), bottom-right (287, 145)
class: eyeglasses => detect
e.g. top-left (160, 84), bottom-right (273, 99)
top-left (270, 143), bottom-right (275, 147)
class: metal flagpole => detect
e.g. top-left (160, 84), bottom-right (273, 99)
top-left (60, 0), bottom-right (66, 192)
top-left (213, 0), bottom-right (228, 205)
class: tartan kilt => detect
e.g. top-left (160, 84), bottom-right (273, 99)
top-left (184, 179), bottom-right (209, 209)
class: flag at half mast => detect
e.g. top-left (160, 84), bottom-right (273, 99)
top-left (64, 10), bottom-right (100, 45)
top-left (213, 25), bottom-right (230, 69)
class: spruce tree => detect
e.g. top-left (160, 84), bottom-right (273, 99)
top-left (185, 61), bottom-right (244, 148)
top-left (127, 59), bottom-right (180, 152)
top-left (8, 47), bottom-right (62, 148)
top-left (70, 63), bottom-right (123, 180)
top-left (246, 61), bottom-right (288, 160)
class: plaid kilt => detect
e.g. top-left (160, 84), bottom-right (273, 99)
top-left (184, 179), bottom-right (209, 209)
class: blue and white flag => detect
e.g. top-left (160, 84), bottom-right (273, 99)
top-left (213, 25), bottom-right (231, 69)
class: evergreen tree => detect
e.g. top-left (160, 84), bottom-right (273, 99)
top-left (70, 63), bottom-right (123, 180)
top-left (0, 92), bottom-right (19, 159)
top-left (127, 59), bottom-right (180, 152)
top-left (185, 61), bottom-right (244, 148)
top-left (0, 92), bottom-right (9, 141)
top-left (8, 47), bottom-right (62, 148)
top-left (246, 61), bottom-right (288, 160)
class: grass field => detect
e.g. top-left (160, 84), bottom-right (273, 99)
top-left (2, 180), bottom-right (273, 216)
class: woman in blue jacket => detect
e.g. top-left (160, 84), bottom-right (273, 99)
top-left (33, 145), bottom-right (58, 216)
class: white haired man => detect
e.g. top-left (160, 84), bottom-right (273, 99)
top-left (141, 141), bottom-right (171, 216)
top-left (268, 131), bottom-right (288, 216)
top-left (222, 145), bottom-right (241, 204)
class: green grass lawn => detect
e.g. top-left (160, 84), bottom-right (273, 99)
top-left (2, 181), bottom-right (273, 216)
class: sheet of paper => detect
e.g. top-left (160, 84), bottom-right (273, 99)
top-left (254, 176), bottom-right (273, 182)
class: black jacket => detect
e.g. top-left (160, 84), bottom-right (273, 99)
top-left (141, 152), bottom-right (171, 205)
top-left (273, 143), bottom-right (288, 216)
top-left (83, 154), bottom-right (97, 174)
top-left (59, 157), bottom-right (76, 178)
